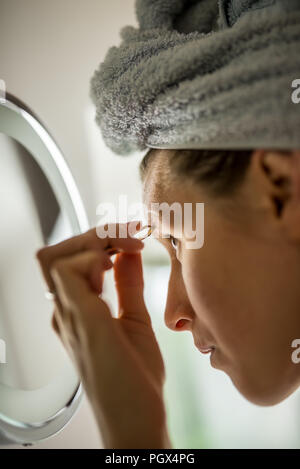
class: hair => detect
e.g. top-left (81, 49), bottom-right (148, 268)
top-left (140, 148), bottom-right (253, 197)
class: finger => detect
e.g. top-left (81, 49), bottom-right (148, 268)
top-left (50, 250), bottom-right (113, 328)
top-left (36, 222), bottom-right (144, 294)
top-left (51, 308), bottom-right (70, 350)
top-left (51, 311), bottom-right (60, 335)
top-left (51, 307), bottom-right (83, 373)
top-left (113, 252), bottom-right (151, 325)
top-left (47, 251), bottom-right (112, 323)
top-left (53, 302), bottom-right (82, 344)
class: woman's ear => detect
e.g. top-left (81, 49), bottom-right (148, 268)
top-left (252, 149), bottom-right (300, 241)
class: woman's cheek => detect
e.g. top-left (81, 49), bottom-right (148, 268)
top-left (181, 249), bottom-right (245, 361)
top-left (181, 250), bottom-right (221, 330)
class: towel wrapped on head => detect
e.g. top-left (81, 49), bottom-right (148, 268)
top-left (89, 0), bottom-right (300, 156)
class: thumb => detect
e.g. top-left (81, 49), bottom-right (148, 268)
top-left (113, 252), bottom-right (151, 325)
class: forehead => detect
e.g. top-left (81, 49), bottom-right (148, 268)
top-left (141, 151), bottom-right (202, 236)
top-left (142, 152), bottom-right (184, 232)
top-left (142, 150), bottom-right (175, 206)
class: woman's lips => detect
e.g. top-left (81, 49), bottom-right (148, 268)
top-left (198, 346), bottom-right (215, 354)
top-left (194, 337), bottom-right (216, 355)
top-left (195, 341), bottom-right (216, 354)
top-left (195, 342), bottom-right (219, 368)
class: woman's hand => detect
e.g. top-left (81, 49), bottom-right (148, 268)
top-left (36, 222), bottom-right (171, 449)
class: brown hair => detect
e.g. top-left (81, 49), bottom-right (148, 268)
top-left (140, 148), bottom-right (253, 196)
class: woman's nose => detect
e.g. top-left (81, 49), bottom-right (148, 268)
top-left (164, 267), bottom-right (194, 332)
top-left (165, 310), bottom-right (193, 331)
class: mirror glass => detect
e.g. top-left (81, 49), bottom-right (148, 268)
top-left (0, 94), bottom-right (88, 442)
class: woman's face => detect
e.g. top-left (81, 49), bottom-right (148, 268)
top-left (142, 150), bottom-right (300, 406)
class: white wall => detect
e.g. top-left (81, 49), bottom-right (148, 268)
top-left (0, 0), bottom-right (138, 223)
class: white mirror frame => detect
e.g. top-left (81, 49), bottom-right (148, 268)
top-left (0, 93), bottom-right (89, 445)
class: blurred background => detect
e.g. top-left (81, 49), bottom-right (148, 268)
top-left (1, 0), bottom-right (300, 449)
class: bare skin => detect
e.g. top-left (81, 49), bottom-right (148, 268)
top-left (35, 149), bottom-right (300, 448)
top-left (143, 149), bottom-right (300, 406)
top-left (36, 223), bottom-right (170, 449)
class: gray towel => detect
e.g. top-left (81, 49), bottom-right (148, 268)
top-left (90, 0), bottom-right (300, 156)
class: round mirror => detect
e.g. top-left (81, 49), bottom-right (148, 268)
top-left (0, 93), bottom-right (89, 445)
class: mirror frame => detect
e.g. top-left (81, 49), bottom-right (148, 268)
top-left (0, 93), bottom-right (89, 445)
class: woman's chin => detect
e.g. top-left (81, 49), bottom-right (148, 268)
top-left (229, 374), bottom-right (297, 407)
